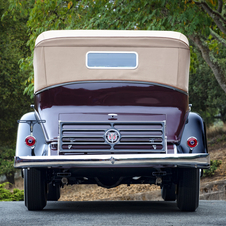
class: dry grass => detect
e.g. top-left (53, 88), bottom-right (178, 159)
top-left (201, 123), bottom-right (226, 183)
top-left (59, 184), bottom-right (159, 201)
top-left (206, 123), bottom-right (226, 140)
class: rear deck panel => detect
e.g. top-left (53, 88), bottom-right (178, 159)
top-left (35, 82), bottom-right (188, 144)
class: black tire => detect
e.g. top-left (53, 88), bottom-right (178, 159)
top-left (24, 168), bottom-right (47, 211)
top-left (161, 184), bottom-right (176, 201)
top-left (47, 183), bottom-right (61, 201)
top-left (177, 168), bottom-right (200, 211)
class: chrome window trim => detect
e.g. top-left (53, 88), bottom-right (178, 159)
top-left (86, 51), bottom-right (138, 69)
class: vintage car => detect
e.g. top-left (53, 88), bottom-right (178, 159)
top-left (15, 30), bottom-right (209, 211)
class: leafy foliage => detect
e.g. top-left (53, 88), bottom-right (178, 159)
top-left (0, 0), bottom-right (31, 143)
top-left (0, 146), bottom-right (16, 184)
top-left (0, 182), bottom-right (24, 201)
top-left (2, 1), bottom-right (226, 122)
top-left (0, 1), bottom-right (31, 183)
top-left (3, 0), bottom-right (226, 123)
top-left (5, 1), bottom-right (226, 105)
top-left (189, 45), bottom-right (226, 125)
top-left (203, 159), bottom-right (222, 177)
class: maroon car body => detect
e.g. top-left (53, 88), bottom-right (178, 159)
top-left (15, 30), bottom-right (209, 211)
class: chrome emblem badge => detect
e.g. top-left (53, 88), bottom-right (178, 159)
top-left (108, 132), bottom-right (117, 142)
top-left (105, 129), bottom-right (120, 144)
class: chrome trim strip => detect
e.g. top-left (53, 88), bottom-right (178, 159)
top-left (34, 109), bottom-right (49, 141)
top-left (173, 144), bottom-right (177, 155)
top-left (14, 153), bottom-right (210, 168)
top-left (48, 143), bottom-right (51, 156)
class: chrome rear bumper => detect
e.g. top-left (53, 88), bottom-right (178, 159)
top-left (14, 153), bottom-right (210, 169)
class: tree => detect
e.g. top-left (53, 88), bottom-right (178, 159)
top-left (5, 0), bottom-right (226, 126)
top-left (189, 46), bottom-right (226, 125)
top-left (0, 146), bottom-right (16, 185)
top-left (0, 0), bottom-right (31, 183)
top-left (188, 1), bottom-right (226, 94)
top-left (7, 0), bottom-right (226, 97)
top-left (80, 0), bottom-right (226, 95)
top-left (0, 0), bottom-right (30, 142)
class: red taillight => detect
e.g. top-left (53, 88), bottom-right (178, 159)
top-left (25, 135), bottom-right (36, 147)
top-left (187, 137), bottom-right (198, 148)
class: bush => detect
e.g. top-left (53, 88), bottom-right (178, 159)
top-left (0, 182), bottom-right (24, 201)
top-left (0, 146), bottom-right (16, 185)
top-left (203, 160), bottom-right (222, 177)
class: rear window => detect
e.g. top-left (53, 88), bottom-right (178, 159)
top-left (86, 52), bottom-right (138, 69)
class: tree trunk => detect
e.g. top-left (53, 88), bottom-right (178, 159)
top-left (189, 35), bottom-right (226, 94)
top-left (6, 174), bottom-right (15, 187)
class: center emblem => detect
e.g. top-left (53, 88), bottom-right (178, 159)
top-left (105, 129), bottom-right (120, 144)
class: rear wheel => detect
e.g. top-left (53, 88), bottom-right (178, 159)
top-left (24, 168), bottom-right (47, 210)
top-left (177, 168), bottom-right (200, 211)
top-left (161, 183), bottom-right (176, 201)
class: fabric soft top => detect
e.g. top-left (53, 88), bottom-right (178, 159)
top-left (33, 30), bottom-right (190, 93)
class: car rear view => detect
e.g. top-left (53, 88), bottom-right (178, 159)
top-left (15, 30), bottom-right (209, 211)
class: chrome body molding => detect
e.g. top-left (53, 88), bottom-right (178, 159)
top-left (14, 153), bottom-right (210, 169)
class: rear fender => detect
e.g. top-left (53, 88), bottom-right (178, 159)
top-left (16, 112), bottom-right (48, 156)
top-left (178, 112), bottom-right (208, 154)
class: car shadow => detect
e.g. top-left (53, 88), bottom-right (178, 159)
top-left (43, 200), bottom-right (183, 214)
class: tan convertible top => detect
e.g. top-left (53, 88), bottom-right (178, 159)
top-left (34, 30), bottom-right (190, 93)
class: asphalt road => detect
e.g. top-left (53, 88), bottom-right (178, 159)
top-left (0, 200), bottom-right (225, 226)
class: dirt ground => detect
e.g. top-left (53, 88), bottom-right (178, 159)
top-left (201, 130), bottom-right (226, 183)
top-left (12, 127), bottom-right (226, 201)
top-left (13, 175), bottom-right (160, 201)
